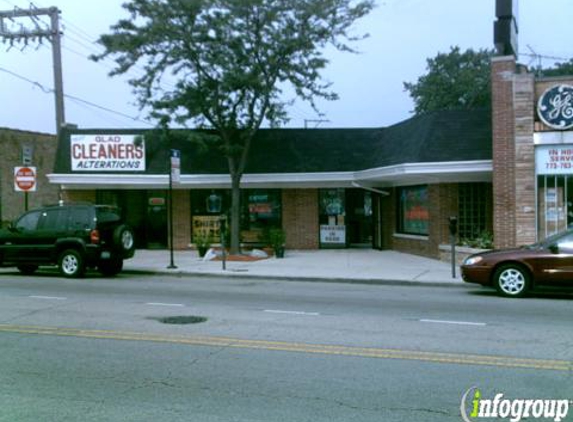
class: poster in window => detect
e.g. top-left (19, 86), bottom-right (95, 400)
top-left (401, 186), bottom-right (429, 235)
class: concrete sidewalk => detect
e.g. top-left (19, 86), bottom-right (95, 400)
top-left (124, 249), bottom-right (465, 286)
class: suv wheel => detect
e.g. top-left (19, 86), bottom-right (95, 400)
top-left (59, 249), bottom-right (85, 278)
top-left (98, 258), bottom-right (123, 277)
top-left (17, 265), bottom-right (38, 275)
top-left (114, 225), bottom-right (135, 253)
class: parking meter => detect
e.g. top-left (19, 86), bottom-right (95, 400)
top-left (219, 216), bottom-right (227, 270)
top-left (448, 216), bottom-right (457, 278)
top-left (448, 216), bottom-right (458, 236)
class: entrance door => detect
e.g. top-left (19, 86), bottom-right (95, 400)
top-left (346, 189), bottom-right (373, 247)
top-left (146, 191), bottom-right (168, 249)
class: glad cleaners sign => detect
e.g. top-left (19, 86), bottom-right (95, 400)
top-left (71, 134), bottom-right (145, 171)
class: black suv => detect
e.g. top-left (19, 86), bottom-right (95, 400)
top-left (0, 203), bottom-right (135, 277)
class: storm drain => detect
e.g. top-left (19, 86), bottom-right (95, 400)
top-left (154, 316), bottom-right (208, 325)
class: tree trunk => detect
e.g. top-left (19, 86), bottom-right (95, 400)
top-left (229, 173), bottom-right (242, 254)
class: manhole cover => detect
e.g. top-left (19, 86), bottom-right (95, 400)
top-left (155, 316), bottom-right (208, 325)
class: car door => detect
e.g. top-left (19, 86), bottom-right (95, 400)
top-left (35, 207), bottom-right (69, 262)
top-left (1, 210), bottom-right (43, 263)
top-left (536, 231), bottom-right (573, 286)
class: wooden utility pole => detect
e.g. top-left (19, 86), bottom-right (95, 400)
top-left (0, 6), bottom-right (65, 136)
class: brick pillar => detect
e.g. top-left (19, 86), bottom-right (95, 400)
top-left (431, 183), bottom-right (458, 252)
top-left (171, 190), bottom-right (191, 249)
top-left (513, 72), bottom-right (536, 245)
top-left (491, 56), bottom-right (517, 248)
top-left (282, 189), bottom-right (319, 249)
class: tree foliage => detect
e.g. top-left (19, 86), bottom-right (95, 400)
top-left (403, 46), bottom-right (493, 115)
top-left (92, 0), bottom-right (374, 252)
top-left (404, 46), bottom-right (573, 116)
top-left (537, 59), bottom-right (573, 77)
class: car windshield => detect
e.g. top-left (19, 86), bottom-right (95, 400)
top-left (532, 229), bottom-right (573, 249)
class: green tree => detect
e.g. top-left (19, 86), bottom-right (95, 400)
top-left (537, 59), bottom-right (573, 77)
top-left (92, 0), bottom-right (374, 253)
top-left (404, 46), bottom-right (493, 115)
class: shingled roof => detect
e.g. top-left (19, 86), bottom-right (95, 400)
top-left (54, 108), bottom-right (491, 175)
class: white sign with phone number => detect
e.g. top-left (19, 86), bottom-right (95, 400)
top-left (536, 145), bottom-right (573, 175)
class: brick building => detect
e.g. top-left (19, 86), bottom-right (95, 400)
top-left (492, 55), bottom-right (573, 249)
top-left (0, 128), bottom-right (60, 226)
top-left (4, 55), bottom-right (571, 261)
top-left (47, 109), bottom-right (493, 258)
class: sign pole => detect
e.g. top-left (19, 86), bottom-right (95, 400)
top-left (167, 148), bottom-right (180, 269)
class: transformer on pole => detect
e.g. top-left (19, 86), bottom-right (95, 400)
top-left (0, 6), bottom-right (65, 136)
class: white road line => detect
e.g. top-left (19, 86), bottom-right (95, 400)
top-left (146, 302), bottom-right (185, 307)
top-left (29, 296), bottom-right (67, 300)
top-left (420, 318), bottom-right (486, 327)
top-left (264, 309), bottom-right (320, 316)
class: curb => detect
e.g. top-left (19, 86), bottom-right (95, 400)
top-left (122, 268), bottom-right (469, 289)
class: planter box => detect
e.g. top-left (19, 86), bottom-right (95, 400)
top-left (439, 244), bottom-right (490, 265)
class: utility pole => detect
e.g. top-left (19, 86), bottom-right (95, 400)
top-left (0, 6), bottom-right (65, 136)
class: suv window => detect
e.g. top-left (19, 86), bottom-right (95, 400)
top-left (15, 210), bottom-right (42, 231)
top-left (96, 206), bottom-right (121, 224)
top-left (38, 208), bottom-right (69, 230)
top-left (68, 207), bottom-right (94, 230)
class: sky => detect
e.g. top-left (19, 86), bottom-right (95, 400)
top-left (0, 0), bottom-right (572, 135)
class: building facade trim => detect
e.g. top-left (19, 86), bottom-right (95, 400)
top-left (47, 159), bottom-right (492, 190)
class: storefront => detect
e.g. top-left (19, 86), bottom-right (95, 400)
top-left (47, 110), bottom-right (492, 258)
top-left (491, 55), bottom-right (573, 248)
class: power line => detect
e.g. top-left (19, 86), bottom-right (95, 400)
top-left (0, 65), bottom-right (154, 126)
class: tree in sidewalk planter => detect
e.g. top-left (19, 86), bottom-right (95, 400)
top-left (91, 0), bottom-right (374, 254)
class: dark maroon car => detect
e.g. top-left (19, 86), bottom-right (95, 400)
top-left (461, 229), bottom-right (573, 297)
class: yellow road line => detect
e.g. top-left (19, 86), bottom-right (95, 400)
top-left (0, 323), bottom-right (571, 372)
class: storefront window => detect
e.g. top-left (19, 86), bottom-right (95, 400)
top-left (458, 183), bottom-right (491, 239)
top-left (397, 185), bottom-right (429, 236)
top-left (190, 189), bottom-right (281, 244)
top-left (191, 190), bottom-right (229, 243)
top-left (537, 175), bottom-right (572, 239)
top-left (241, 190), bottom-right (281, 243)
top-left (319, 189), bottom-right (346, 247)
top-left (535, 145), bottom-right (573, 239)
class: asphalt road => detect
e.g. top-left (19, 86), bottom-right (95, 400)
top-left (0, 271), bottom-right (572, 421)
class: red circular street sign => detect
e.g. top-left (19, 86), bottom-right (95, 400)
top-left (14, 166), bottom-right (36, 192)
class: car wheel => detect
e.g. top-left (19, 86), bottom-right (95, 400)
top-left (98, 258), bottom-right (123, 277)
top-left (113, 225), bottom-right (135, 253)
top-left (58, 249), bottom-right (85, 278)
top-left (493, 264), bottom-right (530, 298)
top-left (17, 265), bottom-right (38, 275)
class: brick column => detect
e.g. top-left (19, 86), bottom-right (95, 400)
top-left (282, 189), bottom-right (319, 249)
top-left (491, 56), bottom-right (517, 248)
top-left (171, 190), bottom-right (191, 249)
top-left (513, 71), bottom-right (536, 245)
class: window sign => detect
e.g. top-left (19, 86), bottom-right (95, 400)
top-left (399, 185), bottom-right (429, 235)
top-left (536, 145), bottom-right (573, 175)
top-left (321, 189), bottom-right (345, 216)
top-left (320, 225), bottom-right (346, 244)
top-left (206, 192), bottom-right (223, 213)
